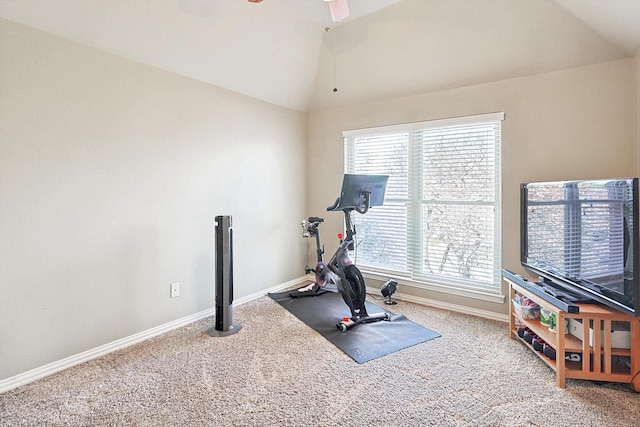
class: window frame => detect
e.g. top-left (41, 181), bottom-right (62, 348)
top-left (343, 112), bottom-right (505, 303)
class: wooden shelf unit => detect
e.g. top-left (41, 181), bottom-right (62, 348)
top-left (506, 278), bottom-right (640, 391)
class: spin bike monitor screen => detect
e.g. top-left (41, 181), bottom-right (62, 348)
top-left (335, 174), bottom-right (389, 211)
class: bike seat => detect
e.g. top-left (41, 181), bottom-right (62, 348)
top-left (308, 216), bottom-right (324, 223)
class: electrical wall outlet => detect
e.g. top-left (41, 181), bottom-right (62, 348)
top-left (170, 282), bottom-right (181, 298)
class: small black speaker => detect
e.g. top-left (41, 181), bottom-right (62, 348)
top-left (381, 279), bottom-right (398, 305)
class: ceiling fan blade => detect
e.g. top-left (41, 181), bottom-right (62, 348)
top-left (327, 0), bottom-right (349, 22)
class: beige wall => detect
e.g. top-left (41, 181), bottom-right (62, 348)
top-left (308, 59), bottom-right (634, 316)
top-left (1, 14), bottom-right (637, 384)
top-left (0, 19), bottom-right (308, 380)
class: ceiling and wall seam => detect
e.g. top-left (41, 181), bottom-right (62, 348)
top-left (1, 0), bottom-right (638, 113)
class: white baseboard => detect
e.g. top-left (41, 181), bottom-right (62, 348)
top-left (2, 276), bottom-right (503, 393)
top-left (367, 288), bottom-right (509, 323)
top-left (0, 276), bottom-right (309, 394)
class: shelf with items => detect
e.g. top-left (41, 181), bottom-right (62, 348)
top-left (506, 277), bottom-right (639, 392)
top-left (512, 314), bottom-right (632, 375)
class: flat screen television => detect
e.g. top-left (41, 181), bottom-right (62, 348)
top-left (521, 177), bottom-right (639, 316)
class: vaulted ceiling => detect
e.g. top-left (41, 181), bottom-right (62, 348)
top-left (1, 0), bottom-right (639, 112)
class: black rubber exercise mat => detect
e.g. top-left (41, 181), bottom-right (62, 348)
top-left (268, 290), bottom-right (440, 363)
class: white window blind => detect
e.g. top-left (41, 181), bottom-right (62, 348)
top-left (344, 112), bottom-right (504, 297)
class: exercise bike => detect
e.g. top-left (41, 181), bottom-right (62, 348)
top-left (301, 174), bottom-right (391, 332)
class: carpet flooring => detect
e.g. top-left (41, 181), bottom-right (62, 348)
top-left (1, 291), bottom-right (639, 426)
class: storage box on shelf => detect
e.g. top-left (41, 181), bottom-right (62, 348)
top-left (512, 296), bottom-right (540, 320)
top-left (568, 318), bottom-right (631, 349)
top-left (506, 278), bottom-right (640, 392)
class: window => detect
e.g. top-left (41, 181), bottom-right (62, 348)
top-left (344, 112), bottom-right (504, 301)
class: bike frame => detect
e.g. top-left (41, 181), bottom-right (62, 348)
top-left (301, 188), bottom-right (390, 331)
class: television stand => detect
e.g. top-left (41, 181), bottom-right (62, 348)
top-left (502, 269), bottom-right (580, 313)
top-left (504, 275), bottom-right (640, 392)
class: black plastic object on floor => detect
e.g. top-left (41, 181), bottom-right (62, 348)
top-left (207, 215), bottom-right (241, 337)
top-left (268, 290), bottom-right (440, 363)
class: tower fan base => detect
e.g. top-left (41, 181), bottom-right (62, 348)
top-left (206, 323), bottom-right (242, 337)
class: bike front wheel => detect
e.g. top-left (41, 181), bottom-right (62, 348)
top-left (343, 264), bottom-right (367, 316)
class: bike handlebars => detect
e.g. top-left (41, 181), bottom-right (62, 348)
top-left (326, 198), bottom-right (340, 211)
top-left (326, 191), bottom-right (371, 214)
top-left (355, 192), bottom-right (370, 215)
